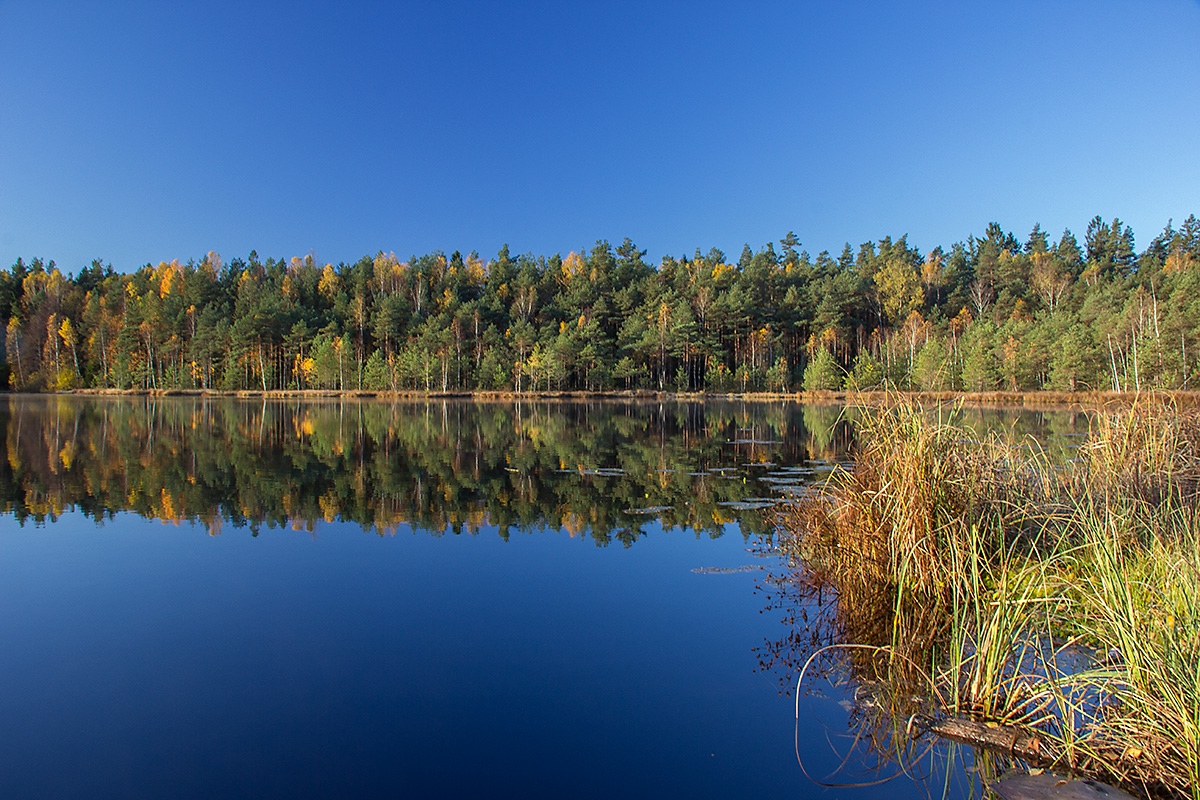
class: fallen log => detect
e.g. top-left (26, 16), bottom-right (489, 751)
top-left (914, 717), bottom-right (1151, 800)
top-left (913, 715), bottom-right (1053, 763)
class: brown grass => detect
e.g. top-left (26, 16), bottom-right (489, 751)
top-left (777, 397), bottom-right (1200, 799)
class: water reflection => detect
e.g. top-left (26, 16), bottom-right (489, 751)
top-left (0, 395), bottom-right (1097, 799)
top-left (2, 396), bottom-right (857, 542)
top-left (1, 397), bottom-right (1091, 544)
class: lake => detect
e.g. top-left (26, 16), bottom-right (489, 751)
top-left (0, 396), bottom-right (1088, 799)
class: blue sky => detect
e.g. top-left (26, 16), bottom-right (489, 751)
top-left (2, 0), bottom-right (1198, 271)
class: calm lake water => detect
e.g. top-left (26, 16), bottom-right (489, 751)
top-left (0, 396), bottom-right (1088, 799)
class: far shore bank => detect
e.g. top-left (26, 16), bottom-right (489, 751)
top-left (9, 387), bottom-right (1200, 410)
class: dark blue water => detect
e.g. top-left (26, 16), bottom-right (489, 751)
top-left (0, 515), bottom-right (785, 798)
top-left (2, 398), bottom-right (1071, 799)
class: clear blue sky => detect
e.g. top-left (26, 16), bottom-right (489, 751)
top-left (2, 0), bottom-right (1198, 272)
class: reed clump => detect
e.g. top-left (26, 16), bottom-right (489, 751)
top-left (779, 398), bottom-right (1200, 799)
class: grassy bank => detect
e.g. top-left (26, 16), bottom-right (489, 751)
top-left (778, 398), bottom-right (1200, 799)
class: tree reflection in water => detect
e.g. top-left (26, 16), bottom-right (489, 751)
top-left (3, 395), bottom-right (1088, 797)
top-left (1, 396), bottom-right (854, 544)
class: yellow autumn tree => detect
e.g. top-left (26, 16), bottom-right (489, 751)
top-left (58, 316), bottom-right (80, 382)
top-left (560, 251), bottom-right (587, 286)
top-left (5, 317), bottom-right (23, 387)
top-left (155, 260), bottom-right (183, 297)
top-left (874, 255), bottom-right (923, 326)
top-left (318, 263), bottom-right (340, 300)
top-left (1030, 251), bottom-right (1071, 311)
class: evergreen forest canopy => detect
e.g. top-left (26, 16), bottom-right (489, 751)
top-left (3, 214), bottom-right (1200, 394)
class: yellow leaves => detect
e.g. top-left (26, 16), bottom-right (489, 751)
top-left (560, 251), bottom-right (586, 285)
top-left (373, 251), bottom-right (410, 296)
top-left (59, 441), bottom-right (78, 471)
top-left (654, 300), bottom-right (671, 331)
top-left (58, 317), bottom-right (77, 348)
top-left (373, 251), bottom-right (400, 274)
top-left (200, 251), bottom-right (223, 279)
top-left (874, 255), bottom-right (923, 326)
top-left (900, 310), bottom-right (928, 341)
top-left (1165, 249), bottom-right (1196, 273)
top-left (318, 263), bottom-right (340, 299)
top-left (155, 260), bottom-right (183, 297)
top-left (1030, 252), bottom-right (1071, 311)
top-left (160, 488), bottom-right (177, 521)
top-left (950, 307), bottom-right (973, 336)
top-left (465, 253), bottom-right (486, 286)
top-left (22, 269), bottom-right (49, 297)
top-left (562, 512), bottom-right (585, 538)
top-left (820, 327), bottom-right (841, 351)
top-left (1003, 334), bottom-right (1021, 362)
top-left (920, 251), bottom-right (946, 289)
top-left (319, 492), bottom-right (340, 523)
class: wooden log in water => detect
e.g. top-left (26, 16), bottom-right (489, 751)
top-left (916, 715), bottom-right (1053, 762)
top-left (915, 717), bottom-right (1143, 800)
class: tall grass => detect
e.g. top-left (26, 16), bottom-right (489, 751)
top-left (778, 398), bottom-right (1200, 799)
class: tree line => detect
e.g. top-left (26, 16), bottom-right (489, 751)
top-left (3, 214), bottom-right (1199, 393)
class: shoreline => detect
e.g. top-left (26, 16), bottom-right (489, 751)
top-left (12, 387), bottom-right (1200, 410)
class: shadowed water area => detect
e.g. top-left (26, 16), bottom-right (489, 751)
top-left (0, 396), bottom-right (1090, 799)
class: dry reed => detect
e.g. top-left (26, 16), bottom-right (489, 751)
top-left (778, 397), bottom-right (1200, 799)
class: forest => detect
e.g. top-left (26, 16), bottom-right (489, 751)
top-left (2, 215), bottom-right (1199, 394)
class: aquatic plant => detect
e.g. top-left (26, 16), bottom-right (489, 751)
top-left (777, 397), bottom-right (1200, 799)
